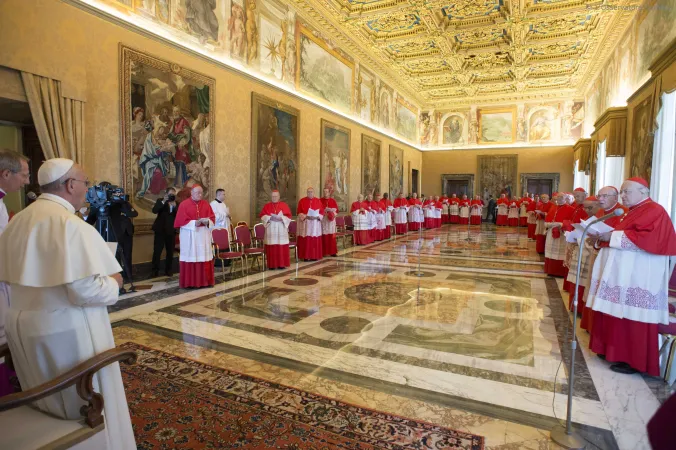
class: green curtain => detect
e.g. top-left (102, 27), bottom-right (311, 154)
top-left (196, 86), bottom-right (209, 113)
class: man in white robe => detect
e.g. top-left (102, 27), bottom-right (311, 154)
top-left (0, 158), bottom-right (136, 449)
top-left (210, 188), bottom-right (231, 234)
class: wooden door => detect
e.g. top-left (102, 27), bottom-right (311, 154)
top-left (411, 169), bottom-right (419, 194)
top-left (527, 179), bottom-right (552, 196)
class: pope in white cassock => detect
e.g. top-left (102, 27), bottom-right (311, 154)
top-left (0, 158), bottom-right (136, 449)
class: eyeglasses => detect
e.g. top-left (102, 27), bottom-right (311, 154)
top-left (619, 189), bottom-right (637, 195)
top-left (597, 194), bottom-right (617, 199)
top-left (63, 178), bottom-right (90, 187)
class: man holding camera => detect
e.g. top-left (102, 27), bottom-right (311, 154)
top-left (151, 188), bottom-right (178, 277)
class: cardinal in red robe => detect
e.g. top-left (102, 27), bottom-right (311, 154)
top-left (562, 188), bottom-right (589, 299)
top-left (543, 193), bottom-right (575, 277)
top-left (470, 197), bottom-right (483, 225)
top-left (526, 196), bottom-right (537, 239)
top-left (423, 197), bottom-right (435, 229)
top-left (449, 194), bottom-right (460, 224)
top-left (260, 190), bottom-right (293, 269)
top-left (296, 187), bottom-right (324, 261)
top-left (351, 194), bottom-right (372, 245)
top-left (496, 194), bottom-right (509, 226)
top-left (320, 188), bottom-right (339, 257)
top-left (458, 196), bottom-right (470, 225)
top-left (380, 193), bottom-right (393, 239)
top-left (408, 194), bottom-right (423, 231)
top-left (586, 178), bottom-right (676, 376)
top-left (440, 195), bottom-right (450, 224)
top-left (174, 185), bottom-right (216, 288)
top-left (393, 193), bottom-right (409, 234)
top-left (535, 194), bottom-right (553, 254)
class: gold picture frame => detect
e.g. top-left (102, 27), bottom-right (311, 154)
top-left (119, 45), bottom-right (215, 234)
top-left (250, 93), bottom-right (301, 223)
top-left (478, 107), bottom-right (516, 144)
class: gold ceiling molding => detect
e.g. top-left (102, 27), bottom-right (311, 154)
top-left (291, 0), bottom-right (641, 106)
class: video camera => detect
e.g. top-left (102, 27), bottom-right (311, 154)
top-left (86, 182), bottom-right (130, 213)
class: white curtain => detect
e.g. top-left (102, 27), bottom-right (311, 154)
top-left (649, 91), bottom-right (676, 276)
top-left (573, 159), bottom-right (590, 192)
top-left (595, 140), bottom-right (606, 192)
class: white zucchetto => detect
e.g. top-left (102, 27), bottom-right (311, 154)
top-left (37, 158), bottom-right (75, 186)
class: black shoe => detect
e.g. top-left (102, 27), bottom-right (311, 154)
top-left (610, 362), bottom-right (638, 374)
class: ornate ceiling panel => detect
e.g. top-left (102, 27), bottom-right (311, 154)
top-left (297, 0), bottom-right (640, 107)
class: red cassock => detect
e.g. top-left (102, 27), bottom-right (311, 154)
top-left (351, 201), bottom-right (372, 245)
top-left (449, 198), bottom-right (460, 224)
top-left (562, 204), bottom-right (589, 303)
top-left (370, 201), bottom-right (384, 241)
top-left (519, 198), bottom-right (529, 227)
top-left (320, 197), bottom-right (339, 257)
top-left (470, 200), bottom-right (483, 225)
top-left (440, 197), bottom-right (450, 224)
top-left (408, 198), bottom-right (422, 231)
top-left (526, 200), bottom-right (537, 239)
top-left (423, 200), bottom-right (435, 229)
top-left (380, 198), bottom-right (393, 239)
top-left (260, 201), bottom-right (293, 269)
top-left (175, 199), bottom-right (216, 288)
top-left (535, 201), bottom-right (553, 254)
top-left (543, 203), bottom-right (575, 277)
top-left (496, 198), bottom-right (509, 226)
top-left (393, 198), bottom-right (409, 234)
top-left (589, 199), bottom-right (676, 376)
top-left (507, 200), bottom-right (520, 227)
top-left (296, 197), bottom-right (325, 260)
top-left (459, 200), bottom-right (470, 225)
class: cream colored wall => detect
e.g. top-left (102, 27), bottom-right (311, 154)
top-left (421, 146), bottom-right (574, 196)
top-left (0, 0), bottom-right (421, 263)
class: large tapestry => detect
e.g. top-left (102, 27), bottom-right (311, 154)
top-left (630, 96), bottom-right (654, 183)
top-left (389, 146), bottom-right (404, 199)
top-left (120, 45), bottom-right (215, 231)
top-left (476, 155), bottom-right (518, 199)
top-left (320, 120), bottom-right (351, 212)
top-left (297, 23), bottom-right (354, 113)
top-left (361, 135), bottom-right (381, 196)
top-left (251, 93), bottom-right (299, 220)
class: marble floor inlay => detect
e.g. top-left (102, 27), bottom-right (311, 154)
top-left (110, 225), bottom-right (671, 449)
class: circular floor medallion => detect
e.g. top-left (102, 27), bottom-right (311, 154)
top-left (320, 316), bottom-right (373, 334)
top-left (283, 278), bottom-right (318, 286)
top-left (343, 282), bottom-right (411, 306)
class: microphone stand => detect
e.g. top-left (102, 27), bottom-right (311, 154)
top-left (550, 210), bottom-right (621, 449)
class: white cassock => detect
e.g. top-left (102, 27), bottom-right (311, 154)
top-left (0, 189), bottom-right (9, 347)
top-left (210, 199), bottom-right (231, 233)
top-left (0, 193), bottom-right (135, 450)
top-left (384, 205), bottom-right (393, 227)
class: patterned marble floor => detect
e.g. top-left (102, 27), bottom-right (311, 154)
top-left (112, 224), bottom-right (670, 450)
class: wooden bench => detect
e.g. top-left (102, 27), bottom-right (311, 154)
top-left (0, 344), bottom-right (137, 450)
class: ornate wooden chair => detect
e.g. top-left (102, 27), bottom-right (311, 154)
top-left (335, 216), bottom-right (352, 248)
top-left (253, 223), bottom-right (265, 247)
top-left (658, 303), bottom-right (676, 384)
top-left (287, 220), bottom-right (298, 261)
top-left (0, 344), bottom-right (137, 450)
top-left (234, 224), bottom-right (266, 272)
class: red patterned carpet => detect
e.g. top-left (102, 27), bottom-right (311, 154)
top-left (120, 343), bottom-right (484, 449)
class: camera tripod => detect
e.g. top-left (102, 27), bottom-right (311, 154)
top-left (94, 207), bottom-right (136, 294)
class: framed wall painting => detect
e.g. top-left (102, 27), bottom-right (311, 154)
top-left (629, 95), bottom-right (654, 183)
top-left (361, 134), bottom-right (381, 196)
top-left (320, 119), bottom-right (351, 212)
top-left (120, 45), bottom-right (215, 233)
top-left (389, 145), bottom-right (404, 199)
top-left (478, 108), bottom-right (516, 144)
top-left (250, 93), bottom-right (300, 222)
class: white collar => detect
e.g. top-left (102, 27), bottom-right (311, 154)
top-left (38, 193), bottom-right (76, 214)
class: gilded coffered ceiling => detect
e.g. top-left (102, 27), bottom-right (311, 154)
top-left (290, 0), bottom-right (640, 108)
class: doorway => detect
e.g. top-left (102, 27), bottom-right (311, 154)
top-left (441, 174), bottom-right (474, 198)
top-left (520, 173), bottom-right (560, 197)
top-left (411, 169), bottom-right (419, 195)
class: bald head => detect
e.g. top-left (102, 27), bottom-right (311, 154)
top-left (307, 187), bottom-right (315, 199)
top-left (597, 186), bottom-right (618, 210)
top-left (190, 185), bottom-right (203, 202)
top-left (573, 190), bottom-right (586, 204)
top-left (540, 194), bottom-right (550, 203)
top-left (271, 191), bottom-right (280, 203)
top-left (620, 180), bottom-right (649, 207)
top-left (583, 198), bottom-right (601, 217)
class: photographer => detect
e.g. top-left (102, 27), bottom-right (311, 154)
top-left (151, 188), bottom-right (178, 277)
top-left (86, 182), bottom-right (138, 284)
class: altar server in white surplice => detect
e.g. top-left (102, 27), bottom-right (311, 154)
top-left (0, 158), bottom-right (136, 449)
top-left (210, 188), bottom-right (231, 235)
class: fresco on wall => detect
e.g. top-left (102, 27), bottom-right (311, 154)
top-left (251, 93), bottom-right (299, 220)
top-left (528, 107), bottom-right (558, 142)
top-left (637, 0), bottom-right (676, 83)
top-left (321, 120), bottom-right (350, 212)
top-left (357, 67), bottom-right (375, 123)
top-left (257, 4), bottom-right (294, 83)
top-left (361, 135), bottom-right (381, 196)
top-left (297, 23), bottom-right (354, 112)
top-left (389, 145), bottom-right (404, 199)
top-left (570, 102), bottom-right (584, 141)
top-left (379, 88), bottom-right (392, 129)
top-left (396, 98), bottom-right (417, 141)
top-left (479, 109), bottom-right (514, 144)
top-left (630, 96), bottom-right (654, 183)
top-left (120, 46), bottom-right (215, 230)
top-left (442, 113), bottom-right (465, 145)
